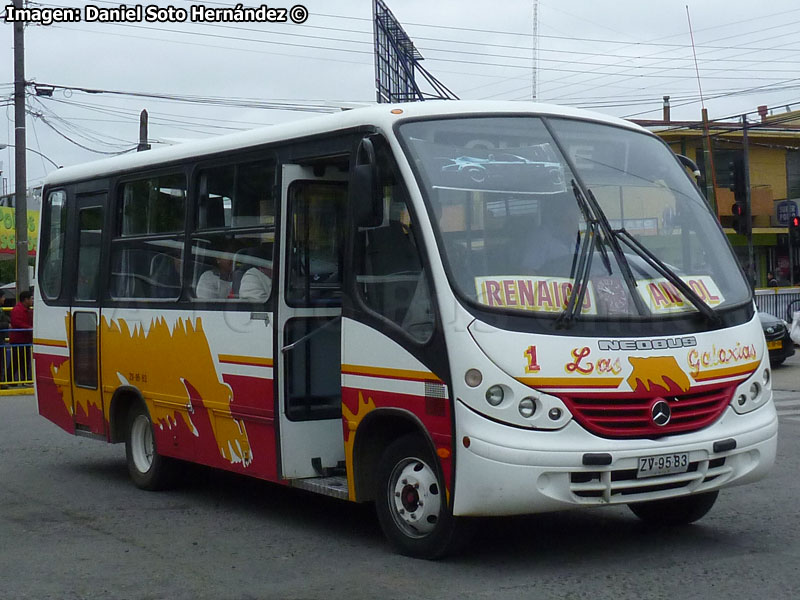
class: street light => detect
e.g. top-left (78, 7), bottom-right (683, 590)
top-left (0, 143), bottom-right (61, 169)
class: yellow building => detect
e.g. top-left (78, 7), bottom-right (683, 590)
top-left (633, 106), bottom-right (800, 287)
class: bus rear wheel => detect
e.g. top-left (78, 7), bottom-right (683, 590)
top-left (628, 491), bottom-right (719, 526)
top-left (375, 434), bottom-right (471, 559)
top-left (125, 402), bottom-right (175, 491)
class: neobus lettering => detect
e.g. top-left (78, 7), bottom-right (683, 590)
top-left (598, 336), bottom-right (697, 351)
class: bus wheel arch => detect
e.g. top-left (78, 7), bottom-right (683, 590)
top-left (351, 408), bottom-right (430, 503)
top-left (108, 386), bottom-right (145, 444)
top-left (118, 393), bottom-right (177, 490)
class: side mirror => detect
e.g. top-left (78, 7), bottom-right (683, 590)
top-left (353, 137), bottom-right (383, 228)
top-left (676, 154), bottom-right (702, 181)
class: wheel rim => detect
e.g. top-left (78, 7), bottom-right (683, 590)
top-left (387, 456), bottom-right (443, 538)
top-left (130, 414), bottom-right (154, 474)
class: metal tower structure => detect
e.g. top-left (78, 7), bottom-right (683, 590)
top-left (373, 0), bottom-right (458, 103)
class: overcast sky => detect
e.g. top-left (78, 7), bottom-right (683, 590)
top-left (2, 0), bottom-right (799, 191)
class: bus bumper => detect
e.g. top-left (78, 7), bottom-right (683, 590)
top-left (451, 398), bottom-right (778, 517)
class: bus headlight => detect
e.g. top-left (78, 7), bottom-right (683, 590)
top-left (485, 385), bottom-right (505, 407)
top-left (465, 368), bottom-right (483, 388)
top-left (518, 397), bottom-right (536, 418)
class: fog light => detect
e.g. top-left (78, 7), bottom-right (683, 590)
top-left (762, 369), bottom-right (770, 386)
top-left (485, 385), bottom-right (504, 406)
top-left (518, 397), bottom-right (536, 418)
top-left (465, 368), bottom-right (482, 388)
top-left (737, 394), bottom-right (747, 406)
top-left (548, 407), bottom-right (562, 420)
top-left (749, 382), bottom-right (761, 401)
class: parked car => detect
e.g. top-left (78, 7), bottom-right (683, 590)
top-left (759, 311), bottom-right (795, 366)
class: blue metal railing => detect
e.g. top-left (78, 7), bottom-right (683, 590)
top-left (754, 287), bottom-right (800, 321)
top-left (0, 327), bottom-right (33, 389)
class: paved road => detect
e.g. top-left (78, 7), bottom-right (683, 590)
top-left (1, 358), bottom-right (799, 600)
top-left (771, 349), bottom-right (800, 422)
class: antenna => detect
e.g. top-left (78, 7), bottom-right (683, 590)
top-left (532, 0), bottom-right (539, 100)
top-left (686, 5), bottom-right (718, 212)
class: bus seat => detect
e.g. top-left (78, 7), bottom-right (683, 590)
top-left (149, 253), bottom-right (181, 298)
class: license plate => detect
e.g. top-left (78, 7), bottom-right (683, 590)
top-left (637, 453), bottom-right (690, 478)
top-left (767, 340), bottom-right (782, 350)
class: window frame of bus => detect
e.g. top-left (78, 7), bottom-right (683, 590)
top-left (348, 135), bottom-right (439, 347)
top-left (189, 157), bottom-right (277, 305)
top-left (108, 170), bottom-right (188, 302)
top-left (39, 188), bottom-right (68, 301)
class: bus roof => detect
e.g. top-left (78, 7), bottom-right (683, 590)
top-left (42, 101), bottom-right (645, 187)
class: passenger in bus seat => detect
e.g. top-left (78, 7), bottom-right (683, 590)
top-left (230, 244), bottom-right (272, 301)
top-left (239, 264), bottom-right (273, 302)
top-left (196, 249), bottom-right (235, 299)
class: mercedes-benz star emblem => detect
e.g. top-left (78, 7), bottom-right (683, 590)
top-left (650, 399), bottom-right (672, 427)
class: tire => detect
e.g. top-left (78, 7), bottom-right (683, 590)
top-left (628, 491), bottom-right (719, 526)
top-left (125, 402), bottom-right (176, 491)
top-left (770, 358), bottom-right (785, 367)
top-left (375, 434), bottom-right (472, 559)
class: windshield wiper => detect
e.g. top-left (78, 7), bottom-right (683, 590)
top-left (571, 180), bottom-right (611, 275)
top-left (557, 220), bottom-right (598, 328)
top-left (584, 188), bottom-right (649, 316)
top-left (615, 229), bottom-right (721, 325)
top-left (561, 181), bottom-right (648, 322)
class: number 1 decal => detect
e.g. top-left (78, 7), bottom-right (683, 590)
top-left (524, 346), bottom-right (541, 373)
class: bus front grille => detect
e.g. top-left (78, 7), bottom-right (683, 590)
top-left (560, 384), bottom-right (735, 439)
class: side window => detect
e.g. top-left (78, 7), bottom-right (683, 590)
top-left (110, 173), bottom-right (187, 300)
top-left (191, 160), bottom-right (275, 302)
top-left (40, 190), bottom-right (67, 299)
top-left (285, 182), bottom-right (347, 307)
top-left (356, 144), bottom-right (434, 342)
top-left (75, 206), bottom-right (103, 302)
top-left (120, 174), bottom-right (185, 235)
top-left (73, 312), bottom-right (98, 388)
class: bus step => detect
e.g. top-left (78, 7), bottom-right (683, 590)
top-left (291, 476), bottom-right (349, 500)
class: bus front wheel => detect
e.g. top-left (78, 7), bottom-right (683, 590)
top-left (125, 402), bottom-right (175, 491)
top-left (628, 491), bottom-right (719, 526)
top-left (375, 434), bottom-right (471, 559)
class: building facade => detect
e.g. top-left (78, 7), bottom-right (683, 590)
top-left (634, 104), bottom-right (800, 287)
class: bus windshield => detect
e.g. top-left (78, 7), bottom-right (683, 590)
top-left (399, 116), bottom-right (751, 318)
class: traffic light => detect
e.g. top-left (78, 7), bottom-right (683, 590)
top-left (728, 157), bottom-right (749, 236)
top-left (790, 215), bottom-right (800, 247)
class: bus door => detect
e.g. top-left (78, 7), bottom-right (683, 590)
top-left (277, 165), bottom-right (348, 479)
top-left (69, 194), bottom-right (106, 437)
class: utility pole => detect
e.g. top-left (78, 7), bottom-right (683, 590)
top-left (742, 114), bottom-right (755, 286)
top-left (13, 0), bottom-right (30, 298)
top-left (137, 109), bottom-right (151, 152)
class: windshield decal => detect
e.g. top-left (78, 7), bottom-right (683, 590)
top-left (637, 275), bottom-right (724, 314)
top-left (475, 276), bottom-right (596, 314)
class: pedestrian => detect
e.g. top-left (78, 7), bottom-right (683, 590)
top-left (0, 303), bottom-right (10, 387)
top-left (9, 290), bottom-right (33, 384)
top-left (767, 271), bottom-right (778, 287)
